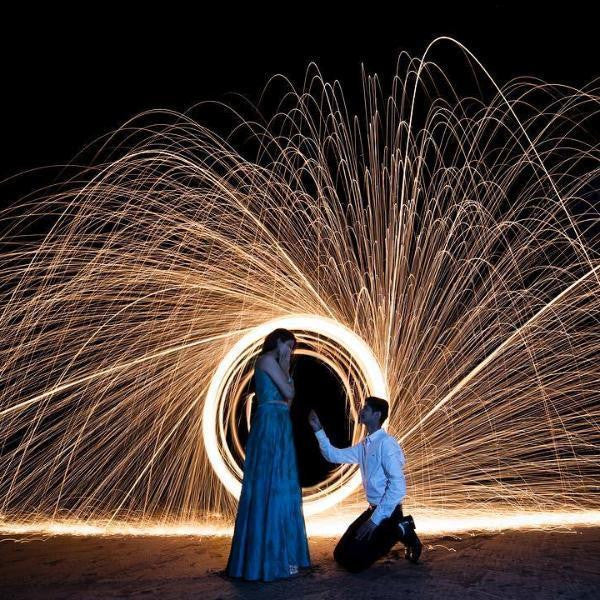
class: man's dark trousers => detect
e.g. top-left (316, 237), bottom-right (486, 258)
top-left (333, 504), bottom-right (408, 572)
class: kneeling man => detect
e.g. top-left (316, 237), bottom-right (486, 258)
top-left (308, 397), bottom-right (422, 572)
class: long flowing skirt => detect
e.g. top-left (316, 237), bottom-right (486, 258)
top-left (226, 402), bottom-right (311, 581)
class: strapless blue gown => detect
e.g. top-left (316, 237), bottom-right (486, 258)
top-left (226, 367), bottom-right (311, 581)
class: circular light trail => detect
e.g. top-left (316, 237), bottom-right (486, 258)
top-left (202, 314), bottom-right (387, 516)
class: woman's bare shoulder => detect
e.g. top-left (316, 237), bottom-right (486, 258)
top-left (255, 354), bottom-right (276, 370)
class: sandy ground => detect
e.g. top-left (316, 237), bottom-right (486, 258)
top-left (1, 528), bottom-right (599, 599)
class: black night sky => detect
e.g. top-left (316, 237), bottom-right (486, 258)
top-left (1, 4), bottom-right (597, 186)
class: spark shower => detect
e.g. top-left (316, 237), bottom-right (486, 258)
top-left (1, 39), bottom-right (599, 536)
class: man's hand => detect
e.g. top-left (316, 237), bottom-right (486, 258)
top-left (308, 409), bottom-right (322, 432)
top-left (355, 519), bottom-right (377, 541)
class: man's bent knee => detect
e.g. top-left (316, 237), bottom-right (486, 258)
top-left (333, 550), bottom-right (368, 573)
top-left (333, 539), bottom-right (371, 572)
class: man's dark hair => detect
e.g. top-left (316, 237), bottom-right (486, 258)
top-left (365, 396), bottom-right (389, 424)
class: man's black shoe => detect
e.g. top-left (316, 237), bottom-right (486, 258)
top-left (398, 515), bottom-right (421, 563)
top-left (398, 514), bottom-right (415, 541)
top-left (407, 534), bottom-right (423, 563)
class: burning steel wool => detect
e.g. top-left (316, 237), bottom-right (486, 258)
top-left (0, 39), bottom-right (599, 536)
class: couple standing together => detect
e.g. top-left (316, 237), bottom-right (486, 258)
top-left (226, 328), bottom-right (422, 581)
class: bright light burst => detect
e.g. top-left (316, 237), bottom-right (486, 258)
top-left (0, 38), bottom-right (599, 535)
top-left (203, 314), bottom-right (387, 516)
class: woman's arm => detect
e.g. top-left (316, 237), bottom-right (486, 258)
top-left (256, 354), bottom-right (295, 401)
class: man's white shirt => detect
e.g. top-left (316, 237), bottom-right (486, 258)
top-left (314, 427), bottom-right (406, 525)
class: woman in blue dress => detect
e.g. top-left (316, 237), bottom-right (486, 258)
top-left (226, 328), bottom-right (311, 581)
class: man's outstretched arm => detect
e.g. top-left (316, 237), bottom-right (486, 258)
top-left (308, 410), bottom-right (360, 464)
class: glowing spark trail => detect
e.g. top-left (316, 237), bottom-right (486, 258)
top-left (0, 38), bottom-right (599, 536)
top-left (400, 263), bottom-right (600, 443)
